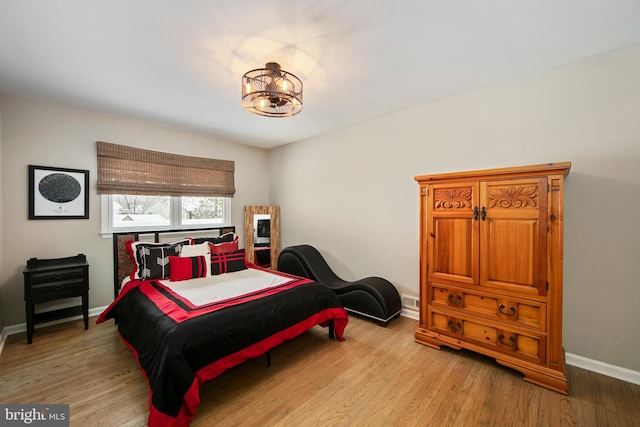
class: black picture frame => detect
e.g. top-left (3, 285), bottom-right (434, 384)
top-left (29, 165), bottom-right (90, 219)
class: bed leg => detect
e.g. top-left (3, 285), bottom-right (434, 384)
top-left (266, 351), bottom-right (272, 368)
top-left (328, 320), bottom-right (335, 340)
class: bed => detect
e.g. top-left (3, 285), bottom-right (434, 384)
top-left (97, 227), bottom-right (349, 427)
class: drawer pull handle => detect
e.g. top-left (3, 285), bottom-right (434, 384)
top-left (498, 304), bottom-right (517, 316)
top-left (447, 320), bottom-right (462, 332)
top-left (498, 334), bottom-right (516, 346)
top-left (447, 294), bottom-right (462, 305)
top-left (54, 284), bottom-right (64, 290)
top-left (54, 274), bottom-right (64, 280)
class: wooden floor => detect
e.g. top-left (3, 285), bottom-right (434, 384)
top-left (1, 315), bottom-right (639, 427)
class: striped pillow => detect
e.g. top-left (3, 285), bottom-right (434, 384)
top-left (169, 256), bottom-right (208, 281)
top-left (210, 249), bottom-right (247, 275)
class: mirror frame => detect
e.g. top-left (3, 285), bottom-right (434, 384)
top-left (244, 205), bottom-right (280, 269)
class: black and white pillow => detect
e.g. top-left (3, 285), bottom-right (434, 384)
top-left (139, 245), bottom-right (180, 280)
top-left (127, 239), bottom-right (191, 280)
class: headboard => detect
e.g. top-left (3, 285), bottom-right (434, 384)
top-left (112, 226), bottom-right (236, 299)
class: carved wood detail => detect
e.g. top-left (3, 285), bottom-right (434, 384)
top-left (434, 188), bottom-right (472, 209)
top-left (415, 162), bottom-right (571, 395)
top-left (488, 185), bottom-right (538, 209)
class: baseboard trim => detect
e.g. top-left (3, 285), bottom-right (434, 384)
top-left (401, 307), bottom-right (419, 320)
top-left (1, 306), bottom-right (108, 337)
top-left (565, 352), bottom-right (640, 386)
top-left (2, 307), bottom-right (638, 386)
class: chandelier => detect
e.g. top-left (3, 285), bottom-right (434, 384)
top-left (241, 62), bottom-right (303, 117)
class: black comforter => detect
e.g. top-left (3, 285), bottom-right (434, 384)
top-left (97, 272), bottom-right (348, 427)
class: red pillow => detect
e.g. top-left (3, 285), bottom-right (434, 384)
top-left (169, 256), bottom-right (208, 281)
top-left (208, 235), bottom-right (239, 254)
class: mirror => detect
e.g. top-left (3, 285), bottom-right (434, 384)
top-left (244, 206), bottom-right (280, 269)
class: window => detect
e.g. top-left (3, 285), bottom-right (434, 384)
top-left (102, 194), bottom-right (230, 234)
top-left (96, 141), bottom-right (235, 236)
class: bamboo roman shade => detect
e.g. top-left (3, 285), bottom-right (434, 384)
top-left (96, 141), bottom-right (235, 197)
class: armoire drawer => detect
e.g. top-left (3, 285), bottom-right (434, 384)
top-left (428, 308), bottom-right (546, 365)
top-left (430, 283), bottom-right (546, 332)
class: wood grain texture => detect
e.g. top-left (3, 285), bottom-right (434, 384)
top-left (244, 205), bottom-right (280, 269)
top-left (416, 164), bottom-right (571, 393)
top-left (1, 315), bottom-right (639, 426)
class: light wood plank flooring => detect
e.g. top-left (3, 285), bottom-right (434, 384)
top-left (1, 315), bottom-right (639, 426)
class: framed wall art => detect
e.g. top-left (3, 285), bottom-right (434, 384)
top-left (29, 165), bottom-right (89, 219)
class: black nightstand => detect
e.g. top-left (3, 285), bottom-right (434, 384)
top-left (23, 254), bottom-right (89, 344)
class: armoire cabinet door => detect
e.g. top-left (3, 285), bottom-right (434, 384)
top-left (427, 182), bottom-right (480, 286)
top-left (479, 177), bottom-right (548, 297)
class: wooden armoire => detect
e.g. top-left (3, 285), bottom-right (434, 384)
top-left (414, 162), bottom-right (570, 394)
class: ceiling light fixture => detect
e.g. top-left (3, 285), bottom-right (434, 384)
top-left (242, 62), bottom-right (303, 117)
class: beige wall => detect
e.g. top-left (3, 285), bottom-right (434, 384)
top-left (1, 44), bottom-right (638, 374)
top-left (269, 43), bottom-right (640, 372)
top-left (0, 96), bottom-right (270, 326)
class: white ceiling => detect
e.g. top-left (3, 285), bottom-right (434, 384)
top-left (1, 1), bottom-right (639, 149)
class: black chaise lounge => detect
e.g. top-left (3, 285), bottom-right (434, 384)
top-left (278, 245), bottom-right (402, 326)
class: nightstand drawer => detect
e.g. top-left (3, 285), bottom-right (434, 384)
top-left (30, 278), bottom-right (86, 299)
top-left (28, 267), bottom-right (86, 285)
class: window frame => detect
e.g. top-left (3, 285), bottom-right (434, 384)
top-left (100, 194), bottom-right (231, 237)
